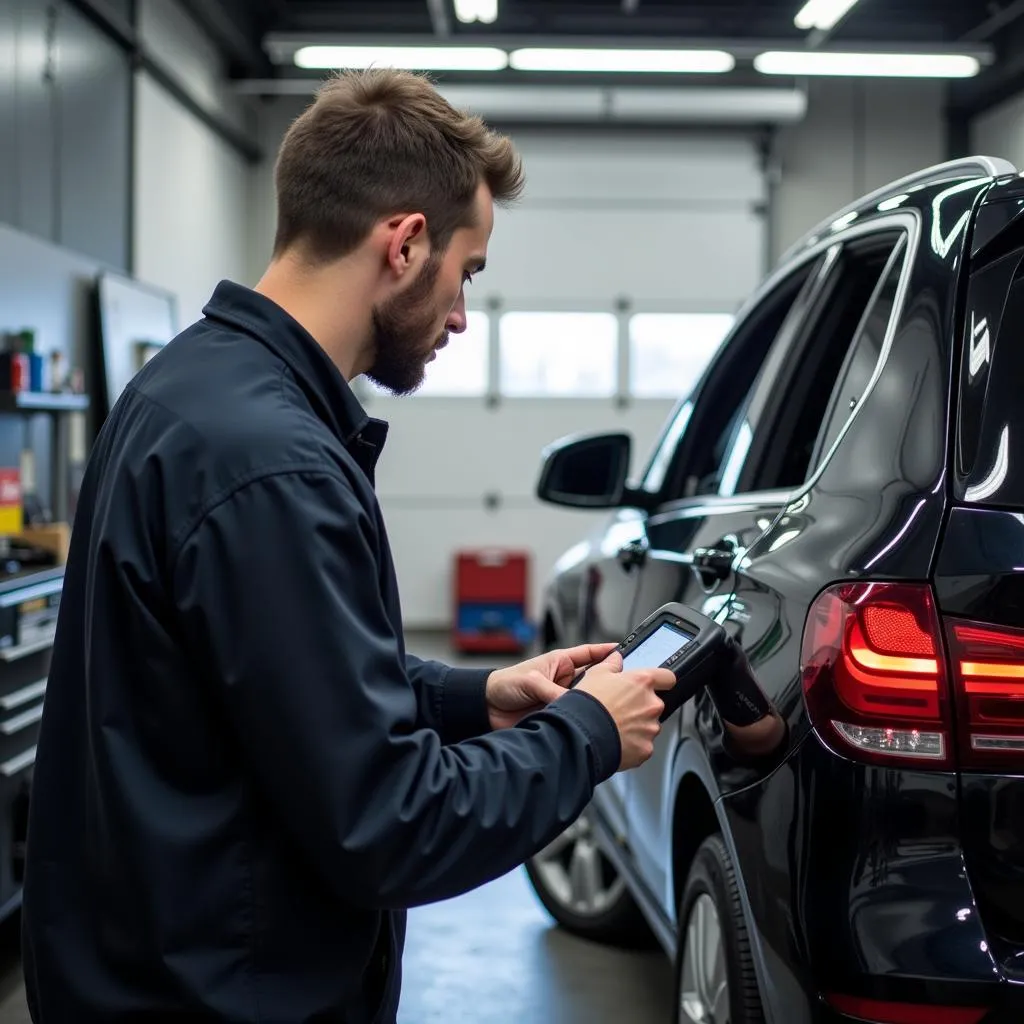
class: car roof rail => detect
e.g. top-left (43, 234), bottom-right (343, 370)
top-left (779, 155), bottom-right (1018, 265)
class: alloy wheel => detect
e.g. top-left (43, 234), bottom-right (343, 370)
top-left (530, 813), bottom-right (625, 918)
top-left (679, 893), bottom-right (730, 1024)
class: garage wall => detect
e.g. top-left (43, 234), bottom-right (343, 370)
top-left (132, 0), bottom-right (254, 327)
top-left (972, 91), bottom-right (1024, 169)
top-left (253, 80), bottom-right (950, 281)
top-left (0, 0), bottom-right (131, 270)
top-left (249, 80), bottom-right (949, 628)
top-left (771, 78), bottom-right (947, 263)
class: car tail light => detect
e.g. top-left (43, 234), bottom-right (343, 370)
top-left (826, 993), bottom-right (987, 1024)
top-left (945, 617), bottom-right (1024, 769)
top-left (801, 583), bottom-right (952, 768)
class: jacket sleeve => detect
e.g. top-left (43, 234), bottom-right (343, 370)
top-left (171, 468), bottom-right (621, 910)
top-left (403, 653), bottom-right (493, 742)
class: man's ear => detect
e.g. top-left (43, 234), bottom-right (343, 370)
top-left (385, 213), bottom-right (429, 279)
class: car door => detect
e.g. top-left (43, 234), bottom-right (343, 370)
top-left (579, 246), bottom-right (833, 907)
top-left (621, 225), bottom-right (912, 907)
top-left (569, 251), bottom-right (830, 841)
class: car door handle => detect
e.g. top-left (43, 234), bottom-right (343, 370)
top-left (617, 540), bottom-right (647, 572)
top-left (692, 544), bottom-right (735, 579)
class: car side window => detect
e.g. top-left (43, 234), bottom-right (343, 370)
top-left (808, 241), bottom-right (905, 472)
top-left (640, 252), bottom-right (830, 502)
top-left (727, 231), bottom-right (906, 496)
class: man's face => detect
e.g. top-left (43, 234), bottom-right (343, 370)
top-left (367, 184), bottom-right (494, 396)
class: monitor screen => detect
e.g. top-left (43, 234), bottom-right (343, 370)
top-left (621, 622), bottom-right (694, 671)
top-left (95, 271), bottom-right (178, 420)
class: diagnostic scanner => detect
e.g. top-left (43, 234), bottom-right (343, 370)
top-left (572, 602), bottom-right (730, 721)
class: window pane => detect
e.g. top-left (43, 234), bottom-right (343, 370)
top-left (810, 250), bottom-right (901, 470)
top-left (361, 311), bottom-right (489, 398)
top-left (500, 312), bottom-right (617, 397)
top-left (416, 310), bottom-right (489, 396)
top-left (629, 313), bottom-right (734, 399)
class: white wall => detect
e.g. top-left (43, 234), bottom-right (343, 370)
top-left (136, 0), bottom-right (248, 132)
top-left (973, 91), bottom-right (1024, 169)
top-left (132, 0), bottom-right (253, 327)
top-left (252, 81), bottom-right (950, 288)
top-left (771, 78), bottom-right (947, 263)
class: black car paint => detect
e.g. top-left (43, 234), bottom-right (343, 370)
top-left (539, 162), bottom-right (1024, 1021)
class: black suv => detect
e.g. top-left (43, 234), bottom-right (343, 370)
top-left (524, 156), bottom-right (1024, 1024)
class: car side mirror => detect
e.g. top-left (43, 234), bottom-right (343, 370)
top-left (536, 432), bottom-right (634, 509)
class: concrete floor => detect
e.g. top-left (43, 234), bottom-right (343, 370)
top-left (0, 632), bottom-right (676, 1022)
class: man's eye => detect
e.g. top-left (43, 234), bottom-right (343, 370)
top-left (463, 272), bottom-right (475, 285)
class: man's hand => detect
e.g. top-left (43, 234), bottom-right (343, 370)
top-left (485, 643), bottom-right (619, 730)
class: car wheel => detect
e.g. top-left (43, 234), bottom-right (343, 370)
top-left (675, 835), bottom-right (764, 1024)
top-left (524, 810), bottom-right (654, 948)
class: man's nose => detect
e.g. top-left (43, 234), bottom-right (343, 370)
top-left (446, 291), bottom-right (467, 334)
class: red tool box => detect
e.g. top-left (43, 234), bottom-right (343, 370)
top-left (452, 548), bottom-right (533, 654)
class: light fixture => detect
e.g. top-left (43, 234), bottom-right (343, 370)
top-left (509, 47), bottom-right (735, 74)
top-left (293, 45), bottom-right (509, 72)
top-left (754, 50), bottom-right (981, 78)
top-left (454, 0), bottom-right (498, 24)
top-left (794, 0), bottom-right (860, 31)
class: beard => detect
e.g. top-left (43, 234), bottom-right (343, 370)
top-left (366, 252), bottom-right (447, 396)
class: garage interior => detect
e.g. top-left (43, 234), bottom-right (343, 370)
top-left (0, 0), bottom-right (1023, 1021)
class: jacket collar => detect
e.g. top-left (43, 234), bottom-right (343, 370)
top-left (202, 280), bottom-right (389, 480)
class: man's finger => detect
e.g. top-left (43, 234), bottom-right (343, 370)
top-left (648, 669), bottom-right (677, 691)
top-left (560, 642), bottom-right (619, 668)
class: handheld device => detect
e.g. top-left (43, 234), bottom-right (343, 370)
top-left (573, 602), bottom-right (730, 721)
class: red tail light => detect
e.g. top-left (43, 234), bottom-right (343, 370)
top-left (946, 617), bottom-right (1024, 769)
top-left (801, 583), bottom-right (952, 768)
top-left (826, 993), bottom-right (987, 1024)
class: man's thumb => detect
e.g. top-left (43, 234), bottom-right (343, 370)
top-left (604, 651), bottom-right (624, 672)
top-left (531, 673), bottom-right (570, 705)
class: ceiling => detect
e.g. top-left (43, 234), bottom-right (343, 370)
top-left (179, 0), bottom-right (1024, 117)
top-left (253, 0), bottom-right (999, 43)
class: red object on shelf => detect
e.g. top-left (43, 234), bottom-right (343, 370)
top-left (455, 549), bottom-right (529, 603)
top-left (455, 633), bottom-right (526, 654)
top-left (452, 549), bottom-right (531, 655)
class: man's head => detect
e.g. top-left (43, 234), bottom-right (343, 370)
top-left (271, 68), bottom-right (524, 394)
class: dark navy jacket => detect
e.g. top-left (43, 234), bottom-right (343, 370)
top-left (21, 281), bottom-right (621, 1022)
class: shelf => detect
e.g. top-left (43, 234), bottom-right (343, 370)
top-left (0, 635), bottom-right (56, 664)
top-left (0, 567), bottom-right (63, 603)
top-left (0, 391), bottom-right (89, 413)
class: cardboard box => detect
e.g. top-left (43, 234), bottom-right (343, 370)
top-left (15, 522), bottom-right (70, 564)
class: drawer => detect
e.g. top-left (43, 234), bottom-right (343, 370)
top-left (0, 572), bottom-right (62, 654)
top-left (0, 713), bottom-right (40, 776)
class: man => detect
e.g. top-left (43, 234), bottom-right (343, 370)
top-left (21, 69), bottom-right (685, 1021)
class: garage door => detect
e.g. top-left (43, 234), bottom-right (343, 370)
top-left (361, 129), bottom-right (769, 628)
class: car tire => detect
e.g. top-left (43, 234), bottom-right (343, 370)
top-left (524, 810), bottom-right (655, 949)
top-left (674, 834), bottom-right (764, 1024)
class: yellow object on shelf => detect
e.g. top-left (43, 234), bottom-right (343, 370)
top-left (0, 469), bottom-right (22, 536)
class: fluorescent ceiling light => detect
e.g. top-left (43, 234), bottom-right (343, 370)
top-left (434, 84), bottom-right (806, 124)
top-left (294, 45), bottom-right (509, 71)
top-left (454, 0), bottom-right (498, 24)
top-left (509, 47), bottom-right (735, 74)
top-left (794, 0), bottom-right (859, 31)
top-left (754, 50), bottom-right (981, 78)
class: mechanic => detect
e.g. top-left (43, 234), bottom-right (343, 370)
top-left (21, 68), bottom-right (780, 1022)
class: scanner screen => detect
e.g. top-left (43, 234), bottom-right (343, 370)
top-left (622, 623), bottom-right (694, 671)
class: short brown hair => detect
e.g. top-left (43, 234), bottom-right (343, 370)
top-left (272, 68), bottom-right (525, 263)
